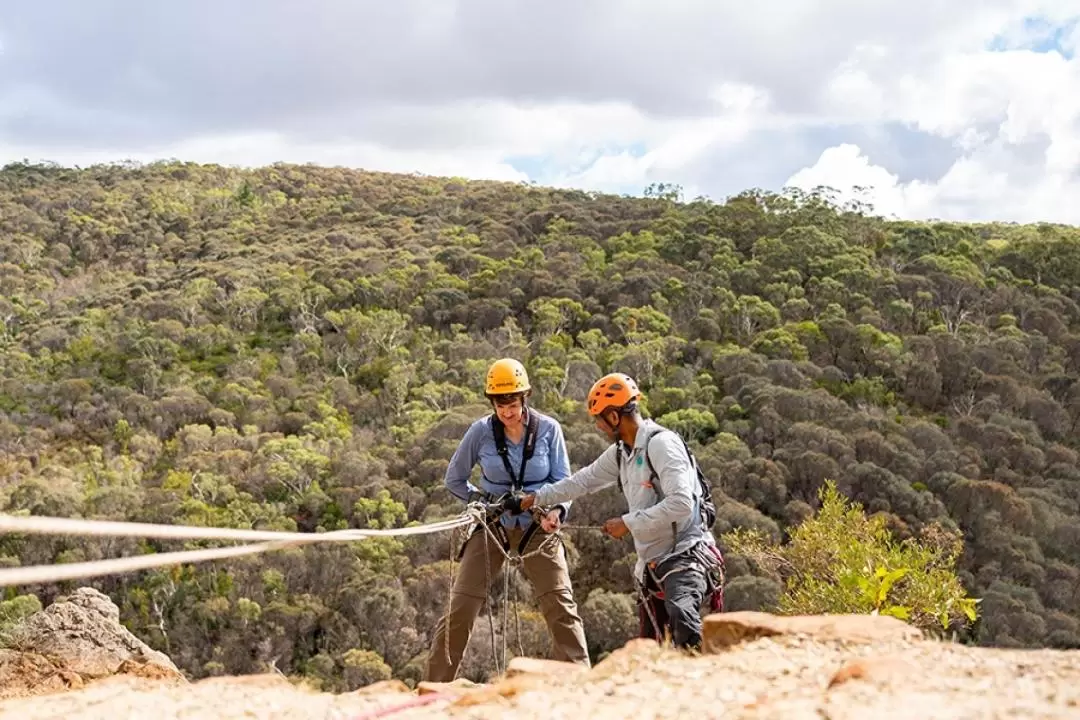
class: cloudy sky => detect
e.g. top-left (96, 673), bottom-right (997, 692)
top-left (1, 1), bottom-right (1079, 223)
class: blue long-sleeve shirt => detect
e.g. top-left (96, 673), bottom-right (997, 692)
top-left (445, 409), bottom-right (573, 528)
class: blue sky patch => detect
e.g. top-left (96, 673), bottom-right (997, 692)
top-left (504, 154), bottom-right (550, 179)
top-left (988, 16), bottom-right (1077, 58)
top-left (506, 142), bottom-right (648, 186)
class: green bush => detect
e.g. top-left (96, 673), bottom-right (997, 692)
top-left (0, 593), bottom-right (42, 646)
top-left (722, 480), bottom-right (979, 636)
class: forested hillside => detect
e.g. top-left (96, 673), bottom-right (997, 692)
top-left (0, 160), bottom-right (1078, 687)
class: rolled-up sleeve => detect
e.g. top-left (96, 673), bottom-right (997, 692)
top-left (444, 421), bottom-right (482, 502)
top-left (546, 422), bottom-right (575, 519)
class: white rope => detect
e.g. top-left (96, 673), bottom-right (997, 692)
top-left (462, 504), bottom-right (566, 672)
top-left (0, 539), bottom-right (298, 587)
top-left (0, 512), bottom-right (476, 588)
top-left (0, 513), bottom-right (472, 542)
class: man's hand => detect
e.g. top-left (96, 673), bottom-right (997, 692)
top-left (540, 508), bottom-right (562, 533)
top-left (519, 493), bottom-right (537, 511)
top-left (602, 517), bottom-right (629, 539)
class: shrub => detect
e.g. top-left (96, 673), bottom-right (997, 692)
top-left (721, 479), bottom-right (979, 635)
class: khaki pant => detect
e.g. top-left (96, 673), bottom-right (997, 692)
top-left (424, 523), bottom-right (590, 681)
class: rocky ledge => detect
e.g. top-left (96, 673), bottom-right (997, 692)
top-left (0, 587), bottom-right (184, 699)
top-left (1, 599), bottom-right (1078, 719)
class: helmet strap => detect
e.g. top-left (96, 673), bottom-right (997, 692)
top-left (598, 408), bottom-right (620, 437)
top-left (608, 404), bottom-right (640, 445)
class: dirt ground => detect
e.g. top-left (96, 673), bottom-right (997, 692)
top-left (3, 628), bottom-right (1079, 720)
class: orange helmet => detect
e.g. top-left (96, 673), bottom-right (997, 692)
top-left (587, 373), bottom-right (640, 416)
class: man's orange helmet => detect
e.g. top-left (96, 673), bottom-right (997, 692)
top-left (587, 372), bottom-right (641, 416)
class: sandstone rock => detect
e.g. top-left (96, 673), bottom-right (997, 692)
top-left (0, 648), bottom-right (93, 699)
top-left (504, 656), bottom-right (588, 679)
top-left (416, 677), bottom-right (480, 696)
top-left (192, 674), bottom-right (294, 691)
top-left (116, 658), bottom-right (187, 682)
top-left (453, 674), bottom-right (549, 707)
top-left (62, 587), bottom-right (121, 624)
top-left (0, 649), bottom-right (70, 699)
top-left (827, 655), bottom-right (921, 689)
top-left (702, 611), bottom-right (923, 652)
top-left (589, 638), bottom-right (669, 680)
top-left (351, 679), bottom-right (411, 695)
top-left (442, 657), bottom-right (591, 710)
top-left (1, 632), bottom-right (1079, 719)
top-left (5, 586), bottom-right (184, 682)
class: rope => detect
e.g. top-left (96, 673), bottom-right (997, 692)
top-left (482, 522), bottom-right (498, 677)
top-left (501, 555), bottom-right (510, 672)
top-left (463, 506), bottom-right (567, 673)
top-left (349, 692), bottom-right (452, 720)
top-left (0, 513), bottom-right (473, 542)
top-left (637, 580), bottom-right (664, 644)
top-left (0, 512), bottom-right (474, 588)
top-left (442, 523), bottom-right (460, 667)
top-left (0, 503), bottom-right (615, 686)
top-left (513, 556), bottom-right (524, 659)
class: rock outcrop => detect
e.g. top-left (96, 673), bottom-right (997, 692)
top-left (2, 599), bottom-right (1079, 718)
top-left (0, 587), bottom-right (185, 699)
top-left (701, 609), bottom-right (925, 650)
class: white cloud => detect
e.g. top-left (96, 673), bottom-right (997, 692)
top-left (543, 82), bottom-right (771, 196)
top-left (1064, 22), bottom-right (1080, 55)
top-left (0, 129), bottom-right (533, 183)
top-left (786, 144), bottom-right (916, 219)
top-left (2, 2), bottom-right (1080, 223)
top-left (788, 21), bottom-right (1080, 224)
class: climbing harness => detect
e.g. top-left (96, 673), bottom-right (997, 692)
top-left (613, 426), bottom-right (727, 636)
top-left (636, 541), bottom-right (727, 643)
top-left (489, 409), bottom-right (539, 493)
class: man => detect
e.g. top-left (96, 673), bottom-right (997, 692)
top-left (518, 371), bottom-right (719, 650)
top-left (424, 358), bottom-right (589, 682)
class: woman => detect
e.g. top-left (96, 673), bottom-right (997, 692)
top-left (424, 358), bottom-right (590, 681)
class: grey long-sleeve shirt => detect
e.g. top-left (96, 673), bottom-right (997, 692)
top-left (534, 419), bottom-right (713, 580)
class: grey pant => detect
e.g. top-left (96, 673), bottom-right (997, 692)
top-left (638, 554), bottom-right (708, 649)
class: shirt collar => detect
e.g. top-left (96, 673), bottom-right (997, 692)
top-left (630, 418), bottom-right (658, 449)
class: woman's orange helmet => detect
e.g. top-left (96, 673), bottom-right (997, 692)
top-left (587, 372), bottom-right (641, 416)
